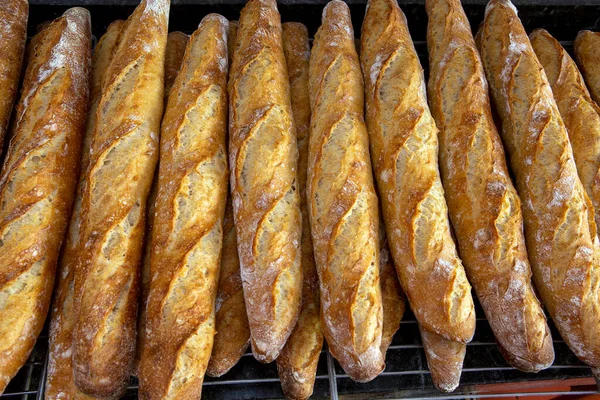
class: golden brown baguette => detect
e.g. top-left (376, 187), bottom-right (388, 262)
top-left (206, 19), bottom-right (251, 378)
top-left (163, 31), bottom-right (188, 102)
top-left (0, 7), bottom-right (91, 395)
top-left (532, 29), bottom-right (600, 237)
top-left (138, 14), bottom-right (229, 400)
top-left (480, 0), bottom-right (600, 370)
top-left (46, 20), bottom-right (124, 400)
top-left (228, 0), bottom-right (303, 363)
top-left (379, 222), bottom-right (404, 356)
top-left (72, 0), bottom-right (169, 397)
top-left (426, 0), bottom-right (554, 372)
top-left (0, 0), bottom-right (27, 156)
top-left (419, 327), bottom-right (467, 392)
top-left (276, 21), bottom-right (324, 400)
top-left (574, 30), bottom-right (600, 105)
top-left (309, 0), bottom-right (384, 382)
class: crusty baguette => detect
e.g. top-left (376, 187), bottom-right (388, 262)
top-left (419, 327), bottom-right (466, 392)
top-left (72, 0), bottom-right (169, 397)
top-left (0, 8), bottom-right (91, 395)
top-left (138, 14), bottom-right (229, 400)
top-left (134, 27), bottom-right (189, 379)
top-left (532, 29), bottom-right (600, 237)
top-left (426, 0), bottom-right (554, 372)
top-left (228, 0), bottom-right (303, 363)
top-left (276, 22), bottom-right (324, 400)
top-left (379, 222), bottom-right (405, 356)
top-left (0, 0), bottom-right (27, 156)
top-left (574, 30), bottom-right (600, 105)
top-left (164, 31), bottom-right (188, 102)
top-left (308, 0), bottom-right (384, 382)
top-left (227, 21), bottom-right (238, 68)
top-left (46, 20), bottom-right (124, 400)
top-left (480, 0), bottom-right (600, 370)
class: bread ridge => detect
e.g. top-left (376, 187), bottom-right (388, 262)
top-left (532, 29), bottom-right (600, 238)
top-left (574, 30), bottom-right (600, 105)
top-left (164, 31), bottom-right (189, 103)
top-left (0, 0), bottom-right (28, 156)
top-left (72, 0), bottom-right (169, 397)
top-left (46, 19), bottom-right (124, 400)
top-left (361, 0), bottom-right (474, 343)
top-left (0, 7), bottom-right (91, 394)
top-left (480, 0), bottom-right (600, 368)
top-left (276, 21), bottom-right (324, 400)
top-left (138, 14), bottom-right (229, 400)
top-left (206, 19), bottom-right (251, 378)
top-left (426, 0), bottom-right (554, 372)
top-left (308, 0), bottom-right (384, 382)
top-left (228, 0), bottom-right (303, 363)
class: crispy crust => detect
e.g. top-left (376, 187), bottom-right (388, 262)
top-left (480, 0), bottom-right (600, 368)
top-left (426, 0), bottom-right (553, 372)
top-left (138, 14), bottom-right (229, 400)
top-left (72, 0), bottom-right (169, 397)
top-left (163, 31), bottom-right (188, 102)
top-left (0, 7), bottom-right (91, 394)
top-left (574, 30), bottom-right (600, 105)
top-left (276, 22), bottom-right (324, 400)
top-left (46, 19), bottom-right (123, 400)
top-left (308, 0), bottom-right (384, 382)
top-left (228, 0), bottom-right (303, 363)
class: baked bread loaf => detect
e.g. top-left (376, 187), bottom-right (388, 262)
top-left (206, 19), bottom-right (251, 378)
top-left (228, 0), bottom-right (303, 363)
top-left (574, 30), bottom-right (600, 105)
top-left (480, 0), bottom-right (600, 370)
top-left (276, 21), bottom-right (324, 400)
top-left (46, 19), bottom-right (124, 400)
top-left (309, 0), bottom-right (384, 382)
top-left (138, 14), bottom-right (229, 400)
top-left (0, 0), bottom-right (27, 156)
top-left (0, 7), bottom-right (91, 395)
top-left (426, 0), bottom-right (554, 372)
top-left (532, 29), bottom-right (600, 236)
top-left (164, 31), bottom-right (188, 102)
top-left (72, 0), bottom-right (169, 397)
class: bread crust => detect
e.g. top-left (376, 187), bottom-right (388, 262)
top-left (72, 0), bottom-right (169, 397)
top-left (308, 0), bottom-right (384, 382)
top-left (46, 20), bottom-right (123, 400)
top-left (164, 31), bottom-right (188, 102)
top-left (138, 14), bottom-right (229, 400)
top-left (0, 0), bottom-right (27, 156)
top-left (228, 0), bottom-right (303, 363)
top-left (480, 0), bottom-right (600, 369)
top-left (574, 30), bottom-right (600, 105)
top-left (426, 0), bottom-right (554, 373)
top-left (532, 29), bottom-right (600, 239)
top-left (276, 22), bottom-right (324, 400)
top-left (0, 7), bottom-right (91, 394)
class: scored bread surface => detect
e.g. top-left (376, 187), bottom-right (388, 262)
top-left (308, 0), bottom-right (384, 383)
top-left (426, 0), bottom-right (554, 372)
top-left (228, 0), bottom-right (303, 363)
top-left (480, 0), bottom-right (600, 369)
top-left (0, 8), bottom-right (91, 395)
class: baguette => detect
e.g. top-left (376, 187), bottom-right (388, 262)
top-left (532, 29), bottom-right (600, 236)
top-left (426, 0), bottom-right (554, 372)
top-left (46, 20), bottom-right (124, 400)
top-left (164, 31), bottom-right (188, 102)
top-left (309, 0), bottom-right (384, 382)
top-left (0, 0), bottom-right (27, 156)
top-left (72, 0), bottom-right (169, 397)
top-left (135, 27), bottom-right (189, 379)
top-left (206, 19), bottom-right (251, 378)
top-left (0, 8), bottom-right (91, 394)
top-left (277, 22), bottom-right (324, 400)
top-left (138, 14), bottom-right (229, 400)
top-left (480, 0), bottom-right (600, 370)
top-left (574, 30), bottom-right (600, 105)
top-left (228, 0), bottom-right (303, 363)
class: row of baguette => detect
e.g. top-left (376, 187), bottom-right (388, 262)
top-left (1, 0), bottom-right (600, 399)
